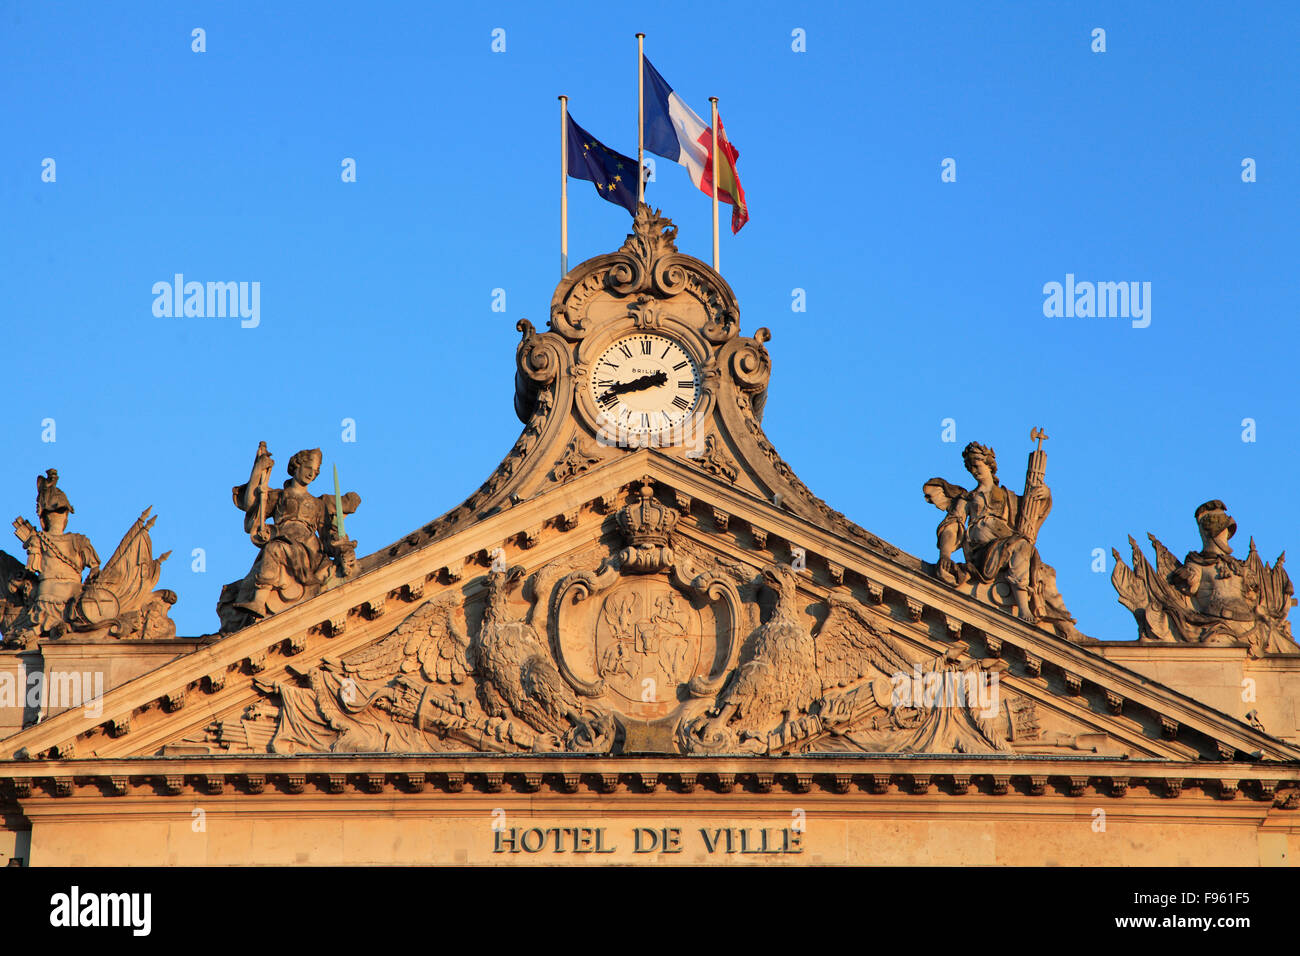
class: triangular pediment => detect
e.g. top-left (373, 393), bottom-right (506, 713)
top-left (3, 207), bottom-right (1295, 779)
top-left (5, 457), bottom-right (1295, 769)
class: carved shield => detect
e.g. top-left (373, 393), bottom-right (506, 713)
top-left (555, 576), bottom-right (727, 725)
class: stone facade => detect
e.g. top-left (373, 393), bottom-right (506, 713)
top-left (0, 206), bottom-right (1297, 866)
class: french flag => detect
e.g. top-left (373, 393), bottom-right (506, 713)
top-left (642, 57), bottom-right (749, 233)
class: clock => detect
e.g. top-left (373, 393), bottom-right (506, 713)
top-left (590, 333), bottom-right (702, 439)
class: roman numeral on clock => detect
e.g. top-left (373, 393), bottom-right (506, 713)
top-left (641, 340), bottom-right (652, 355)
top-left (672, 396), bottom-right (690, 410)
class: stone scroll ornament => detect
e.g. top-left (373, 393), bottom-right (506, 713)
top-left (217, 443), bottom-right (360, 633)
top-left (548, 204), bottom-right (738, 345)
top-left (921, 431), bottom-right (1080, 640)
top-left (0, 470), bottom-right (176, 648)
top-left (1112, 499), bottom-right (1297, 657)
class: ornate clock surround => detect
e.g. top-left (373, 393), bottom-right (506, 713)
top-left (515, 205), bottom-right (761, 460)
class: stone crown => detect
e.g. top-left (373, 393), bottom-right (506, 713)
top-left (616, 482), bottom-right (678, 547)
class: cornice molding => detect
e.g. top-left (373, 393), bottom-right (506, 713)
top-left (3, 753), bottom-right (1295, 804)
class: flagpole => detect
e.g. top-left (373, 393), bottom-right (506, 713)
top-left (709, 96), bottom-right (719, 272)
top-left (636, 33), bottom-right (645, 208)
top-left (559, 94), bottom-right (568, 277)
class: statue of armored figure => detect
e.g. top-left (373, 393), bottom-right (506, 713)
top-left (0, 469), bottom-right (177, 647)
top-left (1112, 499), bottom-right (1297, 657)
top-left (217, 444), bottom-right (360, 632)
top-left (922, 433), bottom-right (1080, 640)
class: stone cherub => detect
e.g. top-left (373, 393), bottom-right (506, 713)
top-left (922, 437), bottom-right (1079, 640)
top-left (217, 444), bottom-right (359, 631)
top-left (1, 469), bottom-right (176, 647)
top-left (1112, 499), bottom-right (1296, 657)
top-left (921, 477), bottom-right (969, 585)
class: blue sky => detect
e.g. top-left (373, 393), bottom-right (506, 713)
top-left (2, 0), bottom-right (1296, 641)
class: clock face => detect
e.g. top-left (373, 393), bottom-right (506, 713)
top-left (590, 333), bottom-right (701, 438)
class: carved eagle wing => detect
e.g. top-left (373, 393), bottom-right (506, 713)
top-left (336, 597), bottom-right (473, 685)
top-left (814, 594), bottom-right (912, 692)
top-left (414, 601), bottom-right (474, 685)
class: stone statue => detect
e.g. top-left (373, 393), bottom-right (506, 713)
top-left (1112, 500), bottom-right (1297, 657)
top-left (1, 469), bottom-right (177, 647)
top-left (922, 433), bottom-right (1080, 640)
top-left (217, 444), bottom-right (360, 631)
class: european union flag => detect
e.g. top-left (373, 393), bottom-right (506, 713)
top-left (567, 114), bottom-right (638, 215)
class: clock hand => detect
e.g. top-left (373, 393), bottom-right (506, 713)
top-left (627, 370), bottom-right (668, 391)
top-left (599, 371), bottom-right (669, 404)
